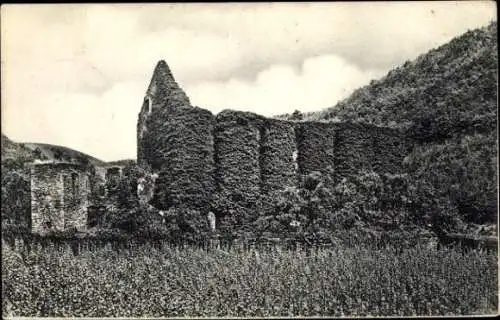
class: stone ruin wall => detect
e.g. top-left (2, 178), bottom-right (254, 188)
top-left (152, 105), bottom-right (215, 210)
top-left (137, 60), bottom-right (415, 223)
top-left (137, 60), bottom-right (191, 171)
top-left (296, 122), bottom-right (412, 182)
top-left (260, 119), bottom-right (298, 195)
top-left (214, 111), bottom-right (264, 210)
top-left (30, 162), bottom-right (91, 233)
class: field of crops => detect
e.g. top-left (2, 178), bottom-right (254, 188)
top-left (2, 240), bottom-right (497, 317)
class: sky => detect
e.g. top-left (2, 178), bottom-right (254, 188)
top-left (1, 2), bottom-right (496, 162)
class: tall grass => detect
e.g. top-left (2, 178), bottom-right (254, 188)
top-left (2, 241), bottom-right (497, 317)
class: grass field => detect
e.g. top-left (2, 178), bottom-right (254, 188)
top-left (2, 240), bottom-right (497, 317)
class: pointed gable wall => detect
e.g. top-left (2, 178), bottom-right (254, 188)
top-left (137, 60), bottom-right (215, 211)
top-left (145, 60), bottom-right (191, 112)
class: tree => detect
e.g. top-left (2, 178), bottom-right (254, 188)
top-left (1, 168), bottom-right (31, 229)
top-left (290, 110), bottom-right (303, 121)
top-left (53, 149), bottom-right (63, 161)
top-left (254, 170), bottom-right (338, 242)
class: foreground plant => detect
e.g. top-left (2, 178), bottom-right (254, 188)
top-left (2, 241), bottom-right (497, 317)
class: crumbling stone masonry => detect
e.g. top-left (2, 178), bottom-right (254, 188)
top-left (29, 162), bottom-right (91, 233)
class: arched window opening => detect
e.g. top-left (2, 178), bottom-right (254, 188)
top-left (85, 175), bottom-right (90, 191)
top-left (143, 96), bottom-right (152, 114)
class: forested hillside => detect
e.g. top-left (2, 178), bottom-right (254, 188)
top-left (1, 134), bottom-right (38, 163)
top-left (1, 134), bottom-right (106, 166)
top-left (285, 22), bottom-right (498, 227)
top-left (299, 22), bottom-right (497, 139)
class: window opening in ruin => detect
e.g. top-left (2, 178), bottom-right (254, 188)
top-left (143, 97), bottom-right (152, 114)
top-left (87, 208), bottom-right (99, 228)
top-left (71, 173), bottom-right (78, 199)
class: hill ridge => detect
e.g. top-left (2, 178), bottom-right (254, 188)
top-left (292, 21), bottom-right (497, 140)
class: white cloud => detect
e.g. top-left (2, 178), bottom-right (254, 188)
top-left (186, 54), bottom-right (385, 116)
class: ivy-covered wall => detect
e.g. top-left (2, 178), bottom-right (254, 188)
top-left (295, 122), bottom-right (338, 179)
top-left (333, 122), bottom-right (376, 183)
top-left (151, 105), bottom-right (215, 211)
top-left (260, 119), bottom-right (297, 195)
top-left (370, 126), bottom-right (413, 175)
top-left (136, 60), bottom-right (414, 227)
top-left (215, 111), bottom-right (264, 205)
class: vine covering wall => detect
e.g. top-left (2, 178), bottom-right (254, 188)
top-left (136, 60), bottom-right (414, 227)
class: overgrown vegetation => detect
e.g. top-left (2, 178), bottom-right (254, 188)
top-left (41, 157), bottom-right (489, 243)
top-left (250, 167), bottom-right (471, 243)
top-left (2, 242), bottom-right (497, 317)
top-left (1, 160), bottom-right (31, 229)
top-left (404, 132), bottom-right (497, 224)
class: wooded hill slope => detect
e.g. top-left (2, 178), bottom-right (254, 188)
top-left (1, 134), bottom-right (38, 163)
top-left (298, 22), bottom-right (497, 140)
top-left (1, 134), bottom-right (106, 167)
top-left (284, 22), bottom-right (498, 226)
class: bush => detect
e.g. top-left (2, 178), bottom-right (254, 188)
top-left (1, 165), bottom-right (31, 230)
top-left (254, 166), bottom-right (470, 243)
top-left (162, 206), bottom-right (211, 242)
top-left (255, 170), bottom-right (339, 242)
